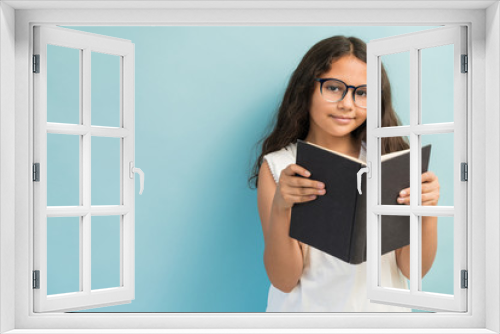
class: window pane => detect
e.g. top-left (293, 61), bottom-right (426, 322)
top-left (380, 136), bottom-right (411, 206)
top-left (420, 44), bottom-right (454, 124)
top-left (379, 215), bottom-right (410, 291)
top-left (421, 216), bottom-right (454, 295)
top-left (47, 44), bottom-right (80, 124)
top-left (91, 216), bottom-right (121, 290)
top-left (91, 52), bottom-right (121, 127)
top-left (380, 51), bottom-right (410, 127)
top-left (47, 217), bottom-right (80, 295)
top-left (421, 133), bottom-right (454, 207)
top-left (47, 133), bottom-right (80, 206)
top-left (91, 136), bottom-right (121, 205)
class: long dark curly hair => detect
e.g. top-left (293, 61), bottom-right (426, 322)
top-left (248, 36), bottom-right (409, 189)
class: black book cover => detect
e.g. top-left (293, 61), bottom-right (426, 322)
top-left (290, 139), bottom-right (432, 264)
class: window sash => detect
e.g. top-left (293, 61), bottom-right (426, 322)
top-left (32, 25), bottom-right (136, 313)
top-left (366, 25), bottom-right (468, 312)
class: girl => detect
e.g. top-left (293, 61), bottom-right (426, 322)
top-left (249, 36), bottom-right (440, 312)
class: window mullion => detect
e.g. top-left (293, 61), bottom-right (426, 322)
top-left (409, 46), bottom-right (421, 295)
top-left (82, 47), bottom-right (92, 294)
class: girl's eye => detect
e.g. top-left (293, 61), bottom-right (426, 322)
top-left (356, 89), bottom-right (367, 97)
top-left (325, 84), bottom-right (342, 92)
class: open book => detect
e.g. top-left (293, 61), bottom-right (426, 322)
top-left (290, 139), bottom-right (432, 264)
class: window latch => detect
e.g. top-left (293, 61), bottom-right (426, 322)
top-left (357, 162), bottom-right (371, 195)
top-left (129, 162), bottom-right (144, 195)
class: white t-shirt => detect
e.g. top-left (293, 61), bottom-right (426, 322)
top-left (263, 141), bottom-right (411, 312)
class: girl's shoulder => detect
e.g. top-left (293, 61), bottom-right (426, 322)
top-left (263, 141), bottom-right (297, 161)
top-left (263, 142), bottom-right (297, 184)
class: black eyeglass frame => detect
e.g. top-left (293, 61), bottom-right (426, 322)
top-left (314, 78), bottom-right (367, 109)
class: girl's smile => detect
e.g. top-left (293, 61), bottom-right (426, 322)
top-left (329, 114), bottom-right (355, 124)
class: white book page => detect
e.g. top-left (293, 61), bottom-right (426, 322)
top-left (302, 140), bottom-right (412, 165)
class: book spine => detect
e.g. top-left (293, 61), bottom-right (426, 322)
top-left (348, 163), bottom-right (361, 264)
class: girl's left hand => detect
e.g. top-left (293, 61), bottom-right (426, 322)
top-left (397, 171), bottom-right (440, 206)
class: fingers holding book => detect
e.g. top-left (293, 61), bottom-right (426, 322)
top-left (397, 171), bottom-right (440, 206)
top-left (275, 164), bottom-right (326, 209)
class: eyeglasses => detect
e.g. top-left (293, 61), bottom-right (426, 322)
top-left (315, 78), bottom-right (367, 109)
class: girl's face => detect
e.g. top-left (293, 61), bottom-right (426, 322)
top-left (308, 55), bottom-right (367, 141)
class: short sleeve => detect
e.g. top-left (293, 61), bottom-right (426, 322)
top-left (263, 143), bottom-right (297, 184)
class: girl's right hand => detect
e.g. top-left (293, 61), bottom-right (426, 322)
top-left (274, 164), bottom-right (326, 210)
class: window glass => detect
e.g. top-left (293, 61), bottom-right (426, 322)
top-left (47, 133), bottom-right (80, 206)
top-left (421, 45), bottom-right (454, 124)
top-left (47, 45), bottom-right (80, 124)
top-left (421, 216), bottom-right (454, 295)
top-left (91, 216), bottom-right (121, 290)
top-left (91, 136), bottom-right (121, 206)
top-left (47, 217), bottom-right (80, 295)
top-left (91, 52), bottom-right (121, 127)
top-left (421, 133), bottom-right (454, 207)
top-left (381, 51), bottom-right (410, 127)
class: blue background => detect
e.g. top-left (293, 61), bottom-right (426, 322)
top-left (45, 26), bottom-right (457, 312)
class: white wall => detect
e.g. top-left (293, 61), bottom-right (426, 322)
top-left (485, 2), bottom-right (500, 333)
top-left (0, 2), bottom-right (16, 334)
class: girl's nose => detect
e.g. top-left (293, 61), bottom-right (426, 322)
top-left (337, 90), bottom-right (355, 110)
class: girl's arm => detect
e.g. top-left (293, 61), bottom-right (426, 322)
top-left (395, 171), bottom-right (440, 279)
top-left (257, 161), bottom-right (303, 293)
top-left (257, 161), bottom-right (326, 293)
top-left (395, 216), bottom-right (438, 279)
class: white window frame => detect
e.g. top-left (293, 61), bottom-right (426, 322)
top-left (33, 25), bottom-right (136, 313)
top-left (0, 1), bottom-right (498, 333)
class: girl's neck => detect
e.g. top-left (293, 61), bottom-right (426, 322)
top-left (304, 133), bottom-right (361, 158)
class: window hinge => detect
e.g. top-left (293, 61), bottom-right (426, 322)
top-left (461, 270), bottom-right (468, 289)
top-left (33, 163), bottom-right (40, 182)
top-left (461, 162), bottom-right (468, 181)
top-left (33, 54), bottom-right (40, 73)
top-left (33, 270), bottom-right (40, 289)
top-left (461, 54), bottom-right (468, 73)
